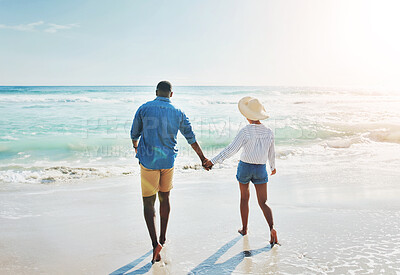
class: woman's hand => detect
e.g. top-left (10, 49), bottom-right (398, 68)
top-left (271, 169), bottom-right (276, 175)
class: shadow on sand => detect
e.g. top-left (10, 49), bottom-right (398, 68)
top-left (109, 250), bottom-right (152, 275)
top-left (110, 236), bottom-right (271, 275)
top-left (188, 236), bottom-right (271, 274)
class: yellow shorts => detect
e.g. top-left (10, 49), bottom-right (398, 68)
top-left (140, 164), bottom-right (174, 197)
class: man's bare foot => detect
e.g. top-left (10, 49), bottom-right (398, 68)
top-left (238, 228), bottom-right (247, 236)
top-left (151, 244), bottom-right (162, 264)
top-left (269, 229), bottom-right (279, 247)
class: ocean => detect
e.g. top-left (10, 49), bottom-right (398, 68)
top-left (1, 86), bottom-right (399, 184)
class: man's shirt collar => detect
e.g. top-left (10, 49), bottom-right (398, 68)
top-left (155, 96), bottom-right (171, 102)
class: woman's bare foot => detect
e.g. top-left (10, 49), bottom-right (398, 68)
top-left (238, 228), bottom-right (247, 236)
top-left (269, 229), bottom-right (279, 247)
top-left (151, 244), bottom-right (162, 264)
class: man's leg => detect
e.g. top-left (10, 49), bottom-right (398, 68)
top-left (140, 164), bottom-right (162, 262)
top-left (158, 191), bottom-right (170, 246)
top-left (142, 195), bottom-right (158, 248)
top-left (238, 182), bottom-right (250, 236)
top-left (143, 195), bottom-right (162, 263)
top-left (158, 167), bottom-right (174, 246)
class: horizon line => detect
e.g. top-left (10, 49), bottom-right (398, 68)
top-left (0, 84), bottom-right (396, 91)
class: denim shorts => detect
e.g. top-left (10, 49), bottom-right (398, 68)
top-left (236, 161), bottom-right (268, 184)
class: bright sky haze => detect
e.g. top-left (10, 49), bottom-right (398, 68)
top-left (0, 0), bottom-right (399, 89)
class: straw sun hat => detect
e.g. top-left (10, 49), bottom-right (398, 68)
top-left (238, 96), bottom-right (269, 120)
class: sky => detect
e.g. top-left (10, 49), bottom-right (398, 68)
top-left (0, 0), bottom-right (399, 89)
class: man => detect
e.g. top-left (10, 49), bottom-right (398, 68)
top-left (130, 81), bottom-right (209, 263)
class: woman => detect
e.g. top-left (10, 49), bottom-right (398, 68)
top-left (204, 96), bottom-right (278, 246)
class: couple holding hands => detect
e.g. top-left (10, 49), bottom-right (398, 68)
top-left (131, 81), bottom-right (278, 263)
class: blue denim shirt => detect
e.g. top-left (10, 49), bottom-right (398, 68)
top-left (130, 96), bottom-right (196, 169)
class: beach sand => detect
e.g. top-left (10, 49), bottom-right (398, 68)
top-left (1, 164), bottom-right (400, 275)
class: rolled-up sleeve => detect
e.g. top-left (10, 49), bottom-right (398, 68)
top-left (179, 112), bottom-right (196, 144)
top-left (130, 107), bottom-right (143, 141)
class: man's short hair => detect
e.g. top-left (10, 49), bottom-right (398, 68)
top-left (156, 81), bottom-right (172, 93)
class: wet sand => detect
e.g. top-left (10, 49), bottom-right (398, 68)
top-left (1, 165), bottom-right (400, 274)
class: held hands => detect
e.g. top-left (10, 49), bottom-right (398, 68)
top-left (202, 160), bottom-right (274, 173)
top-left (202, 158), bottom-right (213, 171)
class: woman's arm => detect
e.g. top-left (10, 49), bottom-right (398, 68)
top-left (210, 128), bottom-right (247, 165)
top-left (268, 134), bottom-right (276, 175)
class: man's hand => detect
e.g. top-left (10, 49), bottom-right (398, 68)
top-left (202, 159), bottom-right (213, 171)
top-left (271, 169), bottom-right (276, 175)
top-left (132, 139), bottom-right (139, 155)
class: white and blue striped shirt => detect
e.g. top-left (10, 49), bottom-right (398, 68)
top-left (211, 124), bottom-right (276, 170)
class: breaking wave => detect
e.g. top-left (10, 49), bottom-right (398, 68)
top-left (0, 95), bottom-right (136, 104)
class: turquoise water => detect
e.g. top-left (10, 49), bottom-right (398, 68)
top-left (1, 86), bottom-right (400, 184)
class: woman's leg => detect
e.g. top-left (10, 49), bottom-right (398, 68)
top-left (254, 183), bottom-right (278, 244)
top-left (238, 182), bottom-right (250, 235)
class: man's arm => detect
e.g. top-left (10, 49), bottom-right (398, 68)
top-left (131, 107), bottom-right (143, 154)
top-left (191, 142), bottom-right (211, 171)
top-left (190, 141), bottom-right (206, 162)
top-left (131, 139), bottom-right (139, 154)
top-left (179, 112), bottom-right (210, 170)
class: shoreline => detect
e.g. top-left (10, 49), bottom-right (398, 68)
top-left (1, 166), bottom-right (399, 274)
